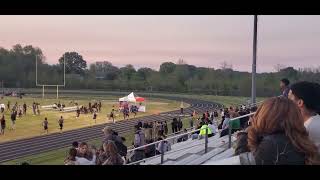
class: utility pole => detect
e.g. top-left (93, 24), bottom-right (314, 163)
top-left (251, 15), bottom-right (258, 104)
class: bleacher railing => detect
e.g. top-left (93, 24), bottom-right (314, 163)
top-left (126, 126), bottom-right (213, 165)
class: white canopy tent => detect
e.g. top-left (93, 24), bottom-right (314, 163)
top-left (119, 92), bottom-right (136, 102)
top-left (118, 92), bottom-right (146, 112)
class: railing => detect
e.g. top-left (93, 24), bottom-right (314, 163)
top-left (227, 112), bottom-right (256, 148)
top-left (126, 126), bottom-right (209, 165)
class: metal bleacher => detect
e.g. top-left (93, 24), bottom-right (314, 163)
top-left (139, 134), bottom-right (237, 165)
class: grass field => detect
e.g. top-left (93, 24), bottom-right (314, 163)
top-left (2, 117), bottom-right (192, 165)
top-left (0, 94), bottom-right (182, 143)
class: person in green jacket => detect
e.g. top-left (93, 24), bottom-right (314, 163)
top-left (199, 123), bottom-right (213, 139)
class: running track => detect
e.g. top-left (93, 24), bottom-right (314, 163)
top-left (0, 94), bottom-right (222, 163)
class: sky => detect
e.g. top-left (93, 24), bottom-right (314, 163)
top-left (1, 15), bottom-right (320, 72)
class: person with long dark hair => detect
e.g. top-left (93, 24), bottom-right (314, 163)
top-left (236, 97), bottom-right (319, 165)
top-left (102, 141), bottom-right (124, 165)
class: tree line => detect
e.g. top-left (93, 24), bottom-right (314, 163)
top-left (1, 44), bottom-right (320, 97)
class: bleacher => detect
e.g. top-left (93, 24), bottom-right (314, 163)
top-left (139, 133), bottom-right (237, 165)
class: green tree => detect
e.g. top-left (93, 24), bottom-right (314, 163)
top-left (58, 52), bottom-right (87, 75)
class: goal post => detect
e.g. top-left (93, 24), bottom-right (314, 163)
top-left (36, 55), bottom-right (66, 99)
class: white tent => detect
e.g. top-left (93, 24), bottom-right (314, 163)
top-left (118, 92), bottom-right (146, 112)
top-left (119, 92), bottom-right (136, 102)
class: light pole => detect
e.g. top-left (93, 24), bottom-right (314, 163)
top-left (251, 15), bottom-right (258, 104)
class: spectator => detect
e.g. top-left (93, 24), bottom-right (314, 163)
top-left (289, 81), bottom-right (320, 152)
top-left (280, 78), bottom-right (290, 98)
top-left (208, 121), bottom-right (217, 136)
top-left (102, 126), bottom-right (123, 144)
top-left (177, 117), bottom-right (183, 132)
top-left (199, 123), bottom-right (213, 139)
top-left (145, 139), bottom-right (156, 158)
top-left (220, 113), bottom-right (231, 137)
top-left (236, 97), bottom-right (319, 165)
top-left (133, 125), bottom-right (145, 162)
top-left (189, 114), bottom-right (194, 128)
top-left (64, 148), bottom-right (79, 165)
top-left (96, 142), bottom-right (110, 165)
top-left (156, 137), bottom-right (171, 154)
top-left (102, 141), bottom-right (124, 165)
top-left (72, 141), bottom-right (79, 149)
top-left (0, 114), bottom-right (5, 135)
top-left (137, 121), bottom-right (143, 129)
top-left (158, 122), bottom-right (164, 137)
top-left (177, 129), bottom-right (189, 142)
top-left (171, 118), bottom-right (178, 133)
top-left (76, 142), bottom-right (96, 165)
top-left (164, 121), bottom-right (168, 135)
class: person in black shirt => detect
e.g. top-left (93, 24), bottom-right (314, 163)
top-left (10, 111), bottom-right (17, 130)
top-left (76, 107), bottom-right (80, 119)
top-left (43, 117), bottom-right (49, 134)
top-left (0, 115), bottom-right (5, 135)
top-left (58, 116), bottom-right (64, 133)
top-left (93, 111), bottom-right (97, 124)
top-left (23, 103), bottom-right (27, 115)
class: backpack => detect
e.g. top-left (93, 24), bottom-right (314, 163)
top-left (114, 141), bottom-right (127, 157)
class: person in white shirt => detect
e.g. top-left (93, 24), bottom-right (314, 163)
top-left (208, 121), bottom-right (217, 135)
top-left (289, 81), bottom-right (320, 152)
top-left (222, 114), bottom-right (230, 130)
top-left (76, 142), bottom-right (97, 165)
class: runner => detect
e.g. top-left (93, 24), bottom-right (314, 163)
top-left (43, 117), bottom-right (49, 134)
top-left (10, 110), bottom-right (16, 130)
top-left (0, 114), bottom-right (5, 135)
top-left (7, 101), bottom-right (10, 112)
top-left (109, 108), bottom-right (115, 123)
top-left (23, 102), bottom-right (27, 115)
top-left (18, 106), bottom-right (22, 118)
top-left (98, 101), bottom-right (102, 112)
top-left (32, 102), bottom-right (36, 115)
top-left (93, 111), bottom-right (97, 124)
top-left (76, 106), bottom-right (80, 119)
top-left (36, 103), bottom-right (40, 115)
top-left (58, 116), bottom-right (64, 133)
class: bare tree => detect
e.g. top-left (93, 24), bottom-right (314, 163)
top-left (274, 64), bottom-right (287, 72)
top-left (220, 61), bottom-right (233, 70)
top-left (177, 58), bottom-right (187, 65)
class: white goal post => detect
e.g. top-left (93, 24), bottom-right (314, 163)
top-left (36, 55), bottom-right (66, 99)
